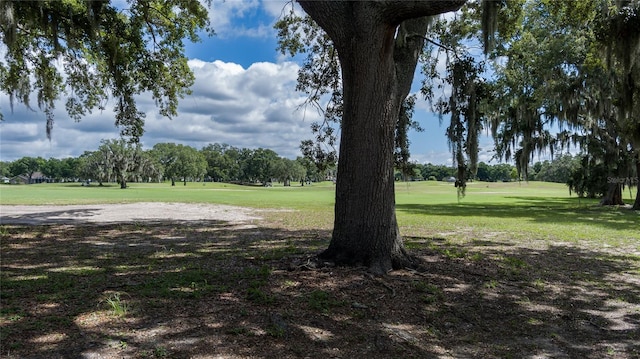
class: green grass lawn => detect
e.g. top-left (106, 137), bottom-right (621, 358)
top-left (1, 180), bottom-right (638, 358)
top-left (1, 180), bottom-right (637, 247)
top-left (0, 181), bottom-right (336, 208)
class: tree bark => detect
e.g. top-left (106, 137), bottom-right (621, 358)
top-left (299, 1), bottom-right (465, 274)
top-left (600, 182), bottom-right (624, 206)
top-left (633, 160), bottom-right (640, 210)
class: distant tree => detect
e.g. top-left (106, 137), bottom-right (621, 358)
top-left (531, 162), bottom-right (543, 180)
top-left (299, 139), bottom-right (336, 182)
top-left (151, 143), bottom-right (205, 185)
top-left (0, 161), bottom-right (10, 178)
top-left (40, 157), bottom-right (79, 182)
top-left (419, 163), bottom-right (455, 182)
top-left (535, 154), bottom-right (578, 184)
top-left (295, 156), bottom-right (321, 183)
top-left (151, 143), bottom-right (180, 186)
top-left (567, 155), bottom-right (609, 199)
top-left (475, 162), bottom-right (492, 182)
top-left (131, 150), bottom-right (162, 183)
top-left (222, 146), bottom-right (244, 182)
top-left (474, 162), bottom-right (517, 182)
top-left (274, 158), bottom-right (307, 186)
top-left (79, 149), bottom-right (112, 185)
top-left (175, 145), bottom-right (207, 185)
top-left (99, 139), bottom-right (141, 189)
top-left (240, 148), bottom-right (280, 184)
top-left (201, 143), bottom-right (241, 182)
top-left (510, 168), bottom-right (519, 182)
top-left (41, 158), bottom-right (62, 182)
top-left (492, 164), bottom-right (514, 182)
top-left (9, 156), bottom-right (45, 183)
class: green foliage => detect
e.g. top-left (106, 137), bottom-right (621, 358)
top-left (0, 161), bottom-right (10, 177)
top-left (567, 155), bottom-right (610, 198)
top-left (78, 139), bottom-right (149, 188)
top-left (411, 281), bottom-right (443, 304)
top-left (533, 155), bottom-right (579, 184)
top-left (421, 1), bottom-right (516, 197)
top-left (440, 56), bottom-right (489, 196)
top-left (395, 95), bottom-right (424, 180)
top-left (240, 148), bottom-right (280, 184)
top-left (481, 0), bottom-right (639, 207)
top-left (418, 163), bottom-right (455, 182)
top-left (306, 290), bottom-right (344, 312)
top-left (476, 162), bottom-right (514, 182)
top-left (0, 0), bottom-right (211, 141)
top-left (105, 293), bottom-right (128, 317)
top-left (150, 142), bottom-right (206, 185)
top-left (153, 345), bottom-right (169, 358)
top-left (277, 7), bottom-right (432, 182)
top-left (200, 143), bottom-right (242, 182)
top-left (39, 157), bottom-right (81, 182)
top-left (242, 265), bottom-right (274, 305)
top-left (245, 287), bottom-right (274, 305)
top-left (8, 156), bottom-right (45, 180)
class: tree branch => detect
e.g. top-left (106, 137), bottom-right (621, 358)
top-left (379, 0), bottom-right (467, 24)
top-left (422, 36), bottom-right (457, 54)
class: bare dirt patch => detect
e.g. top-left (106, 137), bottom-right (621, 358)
top-left (0, 203), bottom-right (262, 225)
top-left (1, 205), bottom-right (639, 358)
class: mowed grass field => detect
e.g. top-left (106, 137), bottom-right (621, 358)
top-left (1, 180), bottom-right (639, 358)
top-left (1, 180), bottom-right (637, 246)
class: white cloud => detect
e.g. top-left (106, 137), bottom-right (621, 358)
top-left (203, 0), bottom-right (271, 39)
top-left (411, 150), bottom-right (453, 166)
top-left (0, 1), bottom-right (468, 164)
top-left (0, 59), bottom-right (320, 162)
top-left (262, 0), bottom-right (306, 21)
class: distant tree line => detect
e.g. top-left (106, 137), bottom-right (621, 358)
top-left (0, 141), bottom-right (333, 188)
top-left (397, 153), bottom-right (637, 201)
top-left (3, 146), bottom-right (635, 200)
top-left (399, 162), bottom-right (517, 183)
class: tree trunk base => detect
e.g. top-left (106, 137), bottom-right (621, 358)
top-left (318, 244), bottom-right (418, 275)
top-left (600, 183), bottom-right (625, 206)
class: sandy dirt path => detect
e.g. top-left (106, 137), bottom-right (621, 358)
top-left (0, 202), bottom-right (262, 225)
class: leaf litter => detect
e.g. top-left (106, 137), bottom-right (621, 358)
top-left (0, 203), bottom-right (638, 358)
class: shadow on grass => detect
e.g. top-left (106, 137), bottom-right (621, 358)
top-left (0, 208), bottom-right (104, 225)
top-left (398, 196), bottom-right (639, 232)
top-left (1, 220), bottom-right (639, 358)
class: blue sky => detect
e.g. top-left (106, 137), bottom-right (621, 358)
top-left (0, 0), bottom-right (498, 165)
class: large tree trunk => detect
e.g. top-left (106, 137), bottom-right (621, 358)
top-left (299, 1), bottom-right (465, 274)
top-left (600, 182), bottom-right (624, 206)
top-left (322, 21), bottom-right (403, 274)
